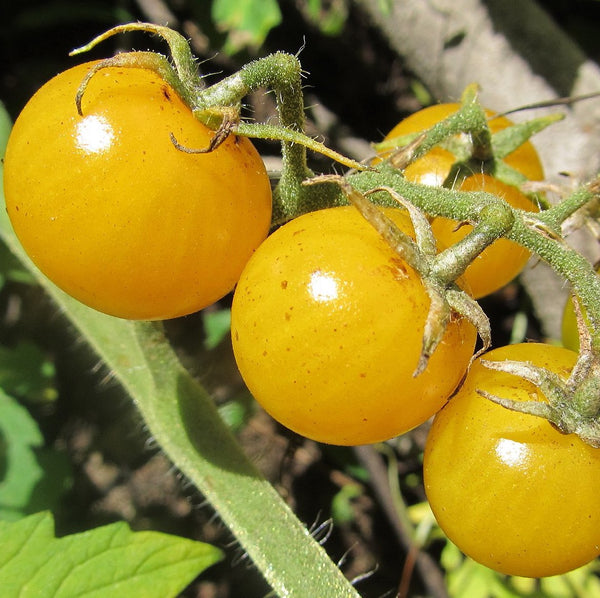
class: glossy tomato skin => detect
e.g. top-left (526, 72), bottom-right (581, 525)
top-left (381, 103), bottom-right (542, 299)
top-left (231, 206), bottom-right (477, 446)
top-left (424, 343), bottom-right (600, 578)
top-left (4, 61), bottom-right (272, 320)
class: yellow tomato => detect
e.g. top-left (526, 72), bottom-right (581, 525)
top-left (380, 103), bottom-right (543, 298)
top-left (231, 206), bottom-right (477, 445)
top-left (383, 102), bottom-right (545, 182)
top-left (4, 61), bottom-right (272, 320)
top-left (424, 343), bottom-right (600, 578)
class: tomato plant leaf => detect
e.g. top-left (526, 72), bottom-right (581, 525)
top-left (303, 0), bottom-right (348, 36)
top-left (539, 559), bottom-right (600, 597)
top-left (0, 511), bottom-right (222, 597)
top-left (442, 540), bottom-right (600, 598)
top-left (0, 390), bottom-right (70, 521)
top-left (211, 0), bottom-right (281, 54)
top-left (202, 307), bottom-right (231, 350)
top-left (442, 543), bottom-right (521, 598)
top-left (0, 341), bottom-right (57, 404)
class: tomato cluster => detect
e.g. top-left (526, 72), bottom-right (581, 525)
top-left (380, 105), bottom-right (600, 577)
top-left (4, 61), bottom-right (272, 320)
top-left (229, 105), bottom-right (551, 449)
top-left (5, 56), bottom-right (598, 581)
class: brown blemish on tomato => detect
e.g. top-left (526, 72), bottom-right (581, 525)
top-left (161, 86), bottom-right (172, 102)
top-left (388, 256), bottom-right (410, 280)
top-left (281, 280), bottom-right (288, 289)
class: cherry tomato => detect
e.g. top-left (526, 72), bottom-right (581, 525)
top-left (3, 61), bottom-right (272, 320)
top-left (380, 104), bottom-right (542, 299)
top-left (432, 174), bottom-right (538, 299)
top-left (383, 102), bottom-right (545, 182)
top-left (231, 206), bottom-right (477, 446)
top-left (424, 342), bottom-right (600, 578)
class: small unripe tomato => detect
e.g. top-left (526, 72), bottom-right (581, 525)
top-left (4, 61), bottom-right (272, 320)
top-left (231, 206), bottom-right (477, 446)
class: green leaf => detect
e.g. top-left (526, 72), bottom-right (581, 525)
top-left (217, 392), bottom-right (254, 432)
top-left (304, 0), bottom-right (348, 36)
top-left (539, 560), bottom-right (600, 597)
top-left (443, 540), bottom-right (600, 598)
top-left (442, 543), bottom-right (521, 598)
top-left (0, 101), bottom-right (11, 157)
top-left (0, 390), bottom-right (70, 521)
top-left (0, 341), bottom-right (58, 404)
top-left (0, 512), bottom-right (222, 597)
top-left (0, 241), bottom-right (36, 289)
top-left (211, 0), bottom-right (282, 53)
top-left (331, 483), bottom-right (362, 525)
top-left (202, 308), bottom-right (231, 350)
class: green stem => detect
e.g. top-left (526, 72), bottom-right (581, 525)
top-left (197, 53), bottom-right (315, 220)
top-left (432, 203), bottom-right (514, 285)
top-left (405, 101), bottom-right (490, 164)
top-left (539, 184), bottom-right (599, 229)
top-left (508, 216), bottom-right (600, 336)
top-left (348, 167), bottom-right (498, 220)
top-left (73, 25), bottom-right (337, 221)
top-left (70, 23), bottom-right (202, 99)
top-left (347, 168), bottom-right (600, 342)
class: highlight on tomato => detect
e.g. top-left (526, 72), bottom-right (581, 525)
top-left (423, 342), bottom-right (600, 578)
top-left (3, 61), bottom-right (272, 320)
top-left (231, 205), bottom-right (477, 446)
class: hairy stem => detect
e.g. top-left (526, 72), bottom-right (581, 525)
top-left (198, 53), bottom-right (315, 220)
